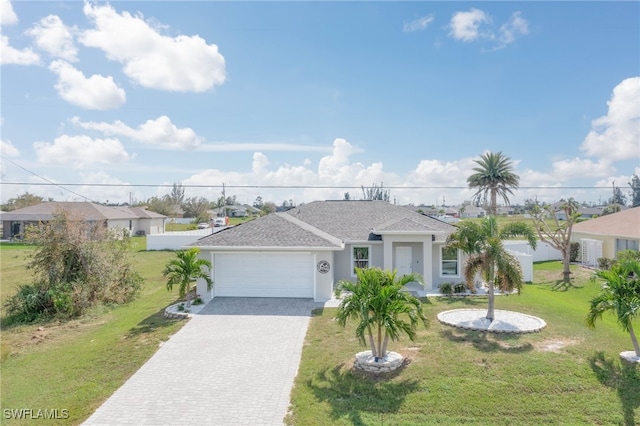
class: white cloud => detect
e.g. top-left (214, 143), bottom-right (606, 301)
top-left (79, 2), bottom-right (226, 92)
top-left (449, 9), bottom-right (528, 49)
top-left (0, 0), bottom-right (18, 26)
top-left (26, 15), bottom-right (78, 62)
top-left (71, 115), bottom-right (201, 149)
top-left (76, 171), bottom-right (137, 203)
top-left (449, 8), bottom-right (490, 42)
top-left (498, 12), bottom-right (528, 46)
top-left (33, 135), bottom-right (130, 168)
top-left (1, 35), bottom-right (40, 65)
top-left (581, 77), bottom-right (640, 162)
top-left (403, 14), bottom-right (435, 33)
top-left (550, 158), bottom-right (614, 180)
top-left (49, 60), bottom-right (126, 110)
top-left (71, 116), bottom-right (332, 152)
top-left (1, 139), bottom-right (20, 157)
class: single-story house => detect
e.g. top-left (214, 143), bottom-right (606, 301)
top-left (572, 206), bottom-right (640, 267)
top-left (190, 200), bottom-right (467, 302)
top-left (459, 205), bottom-right (486, 219)
top-left (0, 202), bottom-right (167, 239)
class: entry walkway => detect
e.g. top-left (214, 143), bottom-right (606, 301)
top-left (83, 298), bottom-right (326, 425)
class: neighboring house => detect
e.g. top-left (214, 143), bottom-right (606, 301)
top-left (168, 204), bottom-right (185, 219)
top-left (459, 205), bottom-right (486, 219)
top-left (571, 206), bottom-right (640, 267)
top-left (0, 202), bottom-right (166, 239)
top-left (191, 200), bottom-right (466, 302)
top-left (229, 206), bottom-right (247, 217)
top-left (410, 206), bottom-right (440, 217)
top-left (560, 206), bottom-right (604, 220)
top-left (496, 206), bottom-right (515, 216)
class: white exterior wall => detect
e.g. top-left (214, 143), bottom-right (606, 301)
top-left (137, 218), bottom-right (166, 235)
top-left (107, 219), bottom-right (133, 234)
top-left (314, 251), bottom-right (334, 301)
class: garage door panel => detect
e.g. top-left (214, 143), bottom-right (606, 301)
top-left (214, 253), bottom-right (314, 298)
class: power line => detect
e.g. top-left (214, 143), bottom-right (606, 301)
top-left (0, 156), bottom-right (96, 202)
top-left (0, 181), bottom-right (613, 190)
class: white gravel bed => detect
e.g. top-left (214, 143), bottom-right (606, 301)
top-left (437, 309), bottom-right (546, 334)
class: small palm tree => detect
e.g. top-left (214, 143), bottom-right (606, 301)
top-left (586, 258), bottom-right (640, 357)
top-left (447, 216), bottom-right (537, 321)
top-left (163, 248), bottom-right (213, 308)
top-left (335, 268), bottom-right (427, 360)
top-left (467, 151), bottom-right (520, 216)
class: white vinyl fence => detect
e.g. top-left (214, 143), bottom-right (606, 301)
top-left (503, 240), bottom-right (563, 262)
top-left (146, 229), bottom-right (215, 251)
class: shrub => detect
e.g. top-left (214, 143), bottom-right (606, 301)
top-left (192, 297), bottom-right (204, 305)
top-left (570, 242), bottom-right (580, 262)
top-left (453, 283), bottom-right (467, 294)
top-left (597, 257), bottom-right (617, 270)
top-left (439, 282), bottom-right (453, 295)
top-left (3, 210), bottom-right (141, 324)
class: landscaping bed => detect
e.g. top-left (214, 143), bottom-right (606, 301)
top-left (286, 262), bottom-right (639, 425)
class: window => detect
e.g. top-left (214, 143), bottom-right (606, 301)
top-left (441, 246), bottom-right (459, 276)
top-left (352, 246), bottom-right (370, 275)
top-left (616, 239), bottom-right (639, 254)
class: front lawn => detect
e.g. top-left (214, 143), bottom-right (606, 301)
top-left (287, 263), bottom-right (640, 425)
top-left (0, 245), bottom-right (183, 425)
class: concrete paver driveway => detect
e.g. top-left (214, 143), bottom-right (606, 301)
top-left (83, 298), bottom-right (325, 426)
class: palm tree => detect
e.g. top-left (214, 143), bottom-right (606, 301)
top-left (335, 268), bottom-right (427, 360)
top-left (586, 258), bottom-right (640, 357)
top-left (467, 151), bottom-right (520, 216)
top-left (446, 216), bottom-right (537, 321)
top-left (163, 248), bottom-right (213, 308)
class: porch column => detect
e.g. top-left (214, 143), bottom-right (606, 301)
top-left (422, 239), bottom-right (433, 291)
top-left (383, 236), bottom-right (393, 271)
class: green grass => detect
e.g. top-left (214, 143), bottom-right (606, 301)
top-left (0, 245), bottom-right (183, 425)
top-left (287, 263), bottom-right (640, 425)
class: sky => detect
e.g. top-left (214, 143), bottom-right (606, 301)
top-left (1, 0), bottom-right (639, 208)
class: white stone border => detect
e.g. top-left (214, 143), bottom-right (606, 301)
top-left (163, 302), bottom-right (206, 319)
top-left (620, 351), bottom-right (640, 364)
top-left (437, 309), bottom-right (546, 334)
top-left (354, 350), bottom-right (404, 374)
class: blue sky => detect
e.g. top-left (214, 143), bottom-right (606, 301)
top-left (1, 1), bottom-right (638, 207)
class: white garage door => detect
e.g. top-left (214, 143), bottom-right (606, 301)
top-left (214, 253), bottom-right (314, 298)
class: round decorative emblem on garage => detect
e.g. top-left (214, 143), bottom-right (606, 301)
top-left (317, 260), bottom-right (330, 274)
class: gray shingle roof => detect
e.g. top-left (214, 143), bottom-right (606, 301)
top-left (193, 200), bottom-right (455, 248)
top-left (285, 200), bottom-right (455, 241)
top-left (0, 202), bottom-right (166, 221)
top-left (193, 213), bottom-right (343, 248)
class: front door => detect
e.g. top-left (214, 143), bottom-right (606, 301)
top-left (395, 246), bottom-right (412, 276)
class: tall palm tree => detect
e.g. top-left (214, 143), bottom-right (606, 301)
top-left (587, 258), bottom-right (640, 357)
top-left (163, 248), bottom-right (213, 308)
top-left (447, 216), bottom-right (537, 321)
top-left (335, 268), bottom-right (427, 360)
top-left (467, 151), bottom-right (520, 216)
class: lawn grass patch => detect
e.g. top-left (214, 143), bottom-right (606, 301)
top-left (1, 249), bottom-right (185, 425)
top-left (287, 262), bottom-right (640, 425)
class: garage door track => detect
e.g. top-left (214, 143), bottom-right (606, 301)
top-left (83, 298), bottom-right (325, 425)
